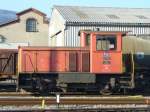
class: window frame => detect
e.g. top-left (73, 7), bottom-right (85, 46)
top-left (96, 35), bottom-right (117, 51)
top-left (26, 18), bottom-right (38, 32)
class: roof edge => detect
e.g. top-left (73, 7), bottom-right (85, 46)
top-left (53, 5), bottom-right (150, 10)
top-left (66, 21), bottom-right (150, 26)
top-left (17, 8), bottom-right (46, 16)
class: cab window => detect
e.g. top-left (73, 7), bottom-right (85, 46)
top-left (85, 34), bottom-right (90, 46)
top-left (96, 35), bottom-right (116, 51)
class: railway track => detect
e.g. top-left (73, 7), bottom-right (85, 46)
top-left (0, 92), bottom-right (34, 97)
top-left (0, 95), bottom-right (148, 105)
top-left (0, 95), bottom-right (150, 111)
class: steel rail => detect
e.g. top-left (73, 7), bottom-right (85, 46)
top-left (0, 96), bottom-right (150, 111)
top-left (0, 96), bottom-right (149, 105)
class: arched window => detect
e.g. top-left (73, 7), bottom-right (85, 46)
top-left (26, 18), bottom-right (37, 32)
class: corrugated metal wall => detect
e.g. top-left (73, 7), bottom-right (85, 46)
top-left (64, 24), bottom-right (150, 46)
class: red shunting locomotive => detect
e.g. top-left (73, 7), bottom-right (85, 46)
top-left (1, 30), bottom-right (150, 95)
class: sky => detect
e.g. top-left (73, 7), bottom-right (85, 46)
top-left (0, 0), bottom-right (150, 17)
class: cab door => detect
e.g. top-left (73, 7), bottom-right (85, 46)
top-left (90, 32), bottom-right (122, 74)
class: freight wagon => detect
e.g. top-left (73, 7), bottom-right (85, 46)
top-left (0, 49), bottom-right (17, 79)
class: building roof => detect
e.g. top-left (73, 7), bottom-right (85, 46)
top-left (0, 8), bottom-right (48, 27)
top-left (0, 9), bottom-right (17, 26)
top-left (54, 6), bottom-right (150, 24)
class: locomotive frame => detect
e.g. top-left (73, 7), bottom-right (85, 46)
top-left (17, 31), bottom-right (135, 95)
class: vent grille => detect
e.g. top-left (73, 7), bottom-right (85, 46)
top-left (69, 52), bottom-right (77, 72)
top-left (82, 53), bottom-right (90, 72)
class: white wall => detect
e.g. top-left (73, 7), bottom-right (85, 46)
top-left (56, 32), bottom-right (63, 46)
top-left (49, 8), bottom-right (66, 46)
top-left (0, 42), bottom-right (29, 49)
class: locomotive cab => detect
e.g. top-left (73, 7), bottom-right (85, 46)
top-left (80, 31), bottom-right (125, 74)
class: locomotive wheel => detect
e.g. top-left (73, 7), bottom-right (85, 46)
top-left (60, 87), bottom-right (67, 93)
top-left (100, 89), bottom-right (112, 95)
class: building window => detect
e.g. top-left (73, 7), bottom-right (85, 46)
top-left (26, 18), bottom-right (37, 32)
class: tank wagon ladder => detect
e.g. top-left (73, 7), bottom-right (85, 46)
top-left (120, 52), bottom-right (135, 92)
top-left (130, 52), bottom-right (135, 88)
